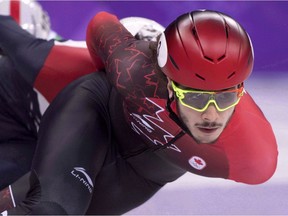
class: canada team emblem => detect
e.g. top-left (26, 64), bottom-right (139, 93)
top-left (188, 156), bottom-right (206, 170)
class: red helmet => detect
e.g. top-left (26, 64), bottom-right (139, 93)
top-left (157, 10), bottom-right (254, 90)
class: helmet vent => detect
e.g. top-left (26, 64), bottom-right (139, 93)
top-left (192, 27), bottom-right (199, 40)
top-left (169, 55), bottom-right (179, 70)
top-left (227, 72), bottom-right (236, 79)
top-left (225, 24), bottom-right (229, 39)
top-left (217, 55), bottom-right (226, 62)
top-left (204, 56), bottom-right (213, 62)
top-left (195, 73), bottom-right (205, 81)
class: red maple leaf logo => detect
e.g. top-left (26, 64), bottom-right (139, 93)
top-left (194, 158), bottom-right (204, 165)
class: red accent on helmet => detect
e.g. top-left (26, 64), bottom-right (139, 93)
top-left (159, 10), bottom-right (254, 90)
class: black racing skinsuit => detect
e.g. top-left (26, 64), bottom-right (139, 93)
top-left (7, 71), bottom-right (185, 215)
top-left (0, 56), bottom-right (41, 190)
top-left (0, 15), bottom-right (184, 214)
top-left (0, 15), bottom-right (53, 191)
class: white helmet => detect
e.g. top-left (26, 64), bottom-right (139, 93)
top-left (120, 16), bottom-right (165, 42)
top-left (0, 0), bottom-right (51, 39)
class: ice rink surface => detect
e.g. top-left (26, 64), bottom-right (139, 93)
top-left (126, 72), bottom-right (288, 215)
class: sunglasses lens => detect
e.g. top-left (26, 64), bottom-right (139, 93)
top-left (182, 93), bottom-right (210, 110)
top-left (214, 92), bottom-right (238, 109)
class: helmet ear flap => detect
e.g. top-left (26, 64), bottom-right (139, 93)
top-left (157, 33), bottom-right (168, 68)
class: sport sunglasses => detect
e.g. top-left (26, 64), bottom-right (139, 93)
top-left (171, 81), bottom-right (245, 112)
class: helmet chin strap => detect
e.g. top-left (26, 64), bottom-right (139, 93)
top-left (166, 95), bottom-right (191, 136)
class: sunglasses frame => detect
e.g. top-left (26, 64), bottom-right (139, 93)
top-left (171, 81), bottom-right (244, 112)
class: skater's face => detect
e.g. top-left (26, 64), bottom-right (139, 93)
top-left (167, 78), bottom-right (241, 144)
